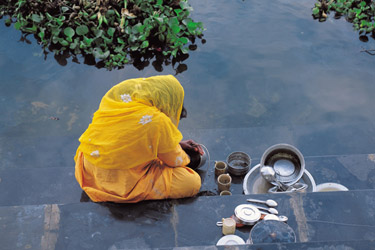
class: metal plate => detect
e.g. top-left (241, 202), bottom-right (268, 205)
top-left (243, 164), bottom-right (316, 195)
top-left (234, 204), bottom-right (261, 225)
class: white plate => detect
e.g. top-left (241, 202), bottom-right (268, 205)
top-left (316, 182), bottom-right (348, 192)
top-left (216, 235), bottom-right (246, 246)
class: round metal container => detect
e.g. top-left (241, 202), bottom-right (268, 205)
top-left (234, 204), bottom-right (261, 226)
top-left (249, 220), bottom-right (296, 244)
top-left (226, 151), bottom-right (251, 176)
top-left (260, 144), bottom-right (305, 186)
top-left (243, 164), bottom-right (316, 195)
top-left (216, 235), bottom-right (246, 246)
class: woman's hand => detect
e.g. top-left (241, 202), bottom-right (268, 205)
top-left (179, 139), bottom-right (204, 155)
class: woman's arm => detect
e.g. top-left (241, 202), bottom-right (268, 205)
top-left (158, 144), bottom-right (190, 167)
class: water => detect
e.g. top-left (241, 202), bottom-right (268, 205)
top-left (1, 0), bottom-right (375, 194)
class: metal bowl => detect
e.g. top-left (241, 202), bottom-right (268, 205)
top-left (260, 144), bottom-right (305, 186)
top-left (243, 164), bottom-right (316, 194)
top-left (226, 151), bottom-right (251, 176)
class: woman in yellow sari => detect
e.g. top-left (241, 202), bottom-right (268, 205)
top-left (74, 75), bottom-right (202, 203)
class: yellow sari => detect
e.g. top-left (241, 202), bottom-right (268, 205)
top-left (74, 75), bottom-right (201, 203)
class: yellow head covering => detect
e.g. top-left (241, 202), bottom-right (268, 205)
top-left (75, 75), bottom-right (185, 169)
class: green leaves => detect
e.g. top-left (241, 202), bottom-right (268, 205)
top-left (31, 14), bottom-right (42, 23)
top-left (64, 27), bottom-right (75, 38)
top-left (312, 7), bottom-right (320, 15)
top-left (312, 0), bottom-right (375, 38)
top-left (76, 25), bottom-right (89, 36)
top-left (1, 0), bottom-right (204, 69)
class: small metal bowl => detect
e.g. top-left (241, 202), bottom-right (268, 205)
top-left (260, 144), bottom-right (305, 186)
top-left (226, 151), bottom-right (251, 176)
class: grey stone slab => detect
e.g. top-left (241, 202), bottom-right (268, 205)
top-left (292, 122), bottom-right (375, 157)
top-left (305, 154), bottom-right (375, 190)
top-left (0, 167), bottom-right (82, 206)
top-left (2, 190), bottom-right (375, 249)
top-left (0, 204), bottom-right (45, 250)
top-left (2, 153), bottom-right (375, 207)
top-left (0, 135), bottom-right (79, 170)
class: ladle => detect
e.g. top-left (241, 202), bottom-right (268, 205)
top-left (246, 198), bottom-right (278, 207)
top-left (260, 166), bottom-right (289, 191)
top-left (251, 205), bottom-right (279, 215)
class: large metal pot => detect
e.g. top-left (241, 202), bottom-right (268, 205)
top-left (260, 144), bottom-right (305, 186)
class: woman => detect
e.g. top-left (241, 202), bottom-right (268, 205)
top-left (74, 75), bottom-right (203, 203)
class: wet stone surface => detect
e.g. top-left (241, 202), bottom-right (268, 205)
top-left (1, 0), bottom-right (375, 248)
top-left (1, 190), bottom-right (375, 249)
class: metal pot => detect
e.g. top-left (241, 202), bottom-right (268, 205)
top-left (260, 144), bottom-right (305, 186)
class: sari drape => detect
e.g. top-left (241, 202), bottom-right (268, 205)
top-left (74, 75), bottom-right (201, 202)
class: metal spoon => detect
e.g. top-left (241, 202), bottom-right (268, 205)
top-left (251, 205), bottom-right (279, 215)
top-left (260, 166), bottom-right (288, 191)
top-left (246, 198), bottom-right (278, 207)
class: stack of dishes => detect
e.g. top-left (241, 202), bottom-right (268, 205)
top-left (226, 151), bottom-right (251, 176)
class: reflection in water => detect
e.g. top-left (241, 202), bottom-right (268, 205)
top-left (13, 32), bottom-right (197, 74)
top-left (49, 40), bottom-right (193, 74)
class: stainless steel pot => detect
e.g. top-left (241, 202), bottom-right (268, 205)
top-left (234, 204), bottom-right (261, 226)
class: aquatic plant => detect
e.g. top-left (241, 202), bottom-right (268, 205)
top-left (312, 0), bottom-right (375, 41)
top-left (0, 0), bottom-right (204, 71)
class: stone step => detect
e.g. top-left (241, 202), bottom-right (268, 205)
top-left (1, 190), bottom-right (375, 249)
top-left (175, 240), bottom-right (375, 249)
top-left (1, 152), bottom-right (375, 207)
top-left (2, 120), bottom-right (375, 170)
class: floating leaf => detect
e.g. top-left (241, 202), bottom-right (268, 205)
top-left (107, 27), bottom-right (116, 37)
top-left (59, 39), bottom-right (69, 46)
top-left (141, 40), bottom-right (149, 49)
top-left (83, 36), bottom-right (93, 46)
top-left (38, 30), bottom-right (45, 40)
top-left (171, 24), bottom-right (181, 34)
top-left (178, 37), bottom-right (189, 44)
top-left (64, 27), bottom-right (75, 37)
top-left (187, 21), bottom-right (198, 32)
top-left (31, 14), bottom-right (42, 23)
top-left (61, 6), bottom-right (69, 12)
top-left (76, 25), bottom-right (89, 36)
top-left (312, 7), bottom-right (320, 15)
top-left (14, 22), bottom-right (22, 30)
top-left (24, 25), bottom-right (37, 33)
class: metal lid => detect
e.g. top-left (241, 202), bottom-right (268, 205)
top-left (216, 235), bottom-right (246, 246)
top-left (234, 204), bottom-right (261, 224)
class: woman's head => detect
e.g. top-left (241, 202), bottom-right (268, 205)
top-left (105, 75), bottom-right (185, 126)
